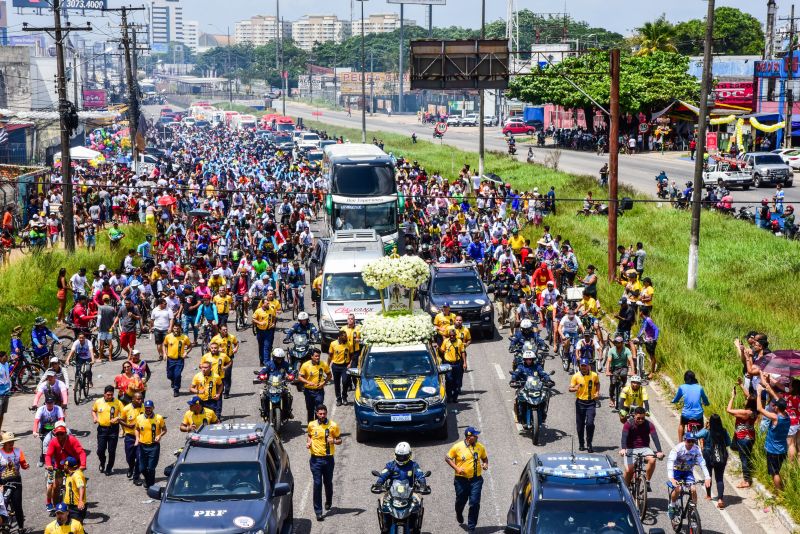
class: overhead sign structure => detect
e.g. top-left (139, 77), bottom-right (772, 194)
top-left (410, 39), bottom-right (510, 90)
top-left (12, 0), bottom-right (107, 10)
top-left (387, 0), bottom-right (446, 4)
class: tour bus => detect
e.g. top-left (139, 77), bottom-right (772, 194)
top-left (318, 230), bottom-right (385, 343)
top-left (322, 143), bottom-right (400, 252)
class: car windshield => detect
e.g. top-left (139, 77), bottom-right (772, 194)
top-left (363, 350), bottom-right (434, 377)
top-left (532, 501), bottom-right (638, 534)
top-left (331, 164), bottom-right (396, 195)
top-left (308, 152), bottom-right (323, 162)
top-left (166, 461), bottom-right (264, 501)
top-left (433, 275), bottom-right (483, 294)
top-left (322, 273), bottom-right (382, 301)
top-left (754, 155), bottom-right (786, 165)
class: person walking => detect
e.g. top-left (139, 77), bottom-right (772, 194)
top-left (190, 361), bottom-right (223, 418)
top-left (726, 383), bottom-right (757, 489)
top-left (96, 294), bottom-right (116, 363)
top-left (163, 324), bottom-right (192, 396)
top-left (307, 404), bottom-right (341, 521)
top-left (114, 298), bottom-right (141, 360)
top-left (91, 385), bottom-right (124, 476)
top-left (210, 325), bottom-right (239, 399)
top-left (0, 350), bottom-right (10, 434)
top-left (569, 357), bottom-right (600, 452)
top-left (445, 427), bottom-right (489, 533)
top-left (149, 298), bottom-right (174, 361)
top-left (56, 268), bottom-right (68, 324)
top-left (440, 328), bottom-right (467, 403)
top-left (327, 331), bottom-right (352, 406)
top-left (252, 298), bottom-right (277, 366)
top-left (120, 391), bottom-right (144, 484)
top-left (672, 370), bottom-right (710, 442)
top-left (298, 349), bottom-right (331, 422)
top-left (134, 400), bottom-right (166, 490)
top-left (0, 432), bottom-right (29, 532)
top-left (756, 382), bottom-right (791, 490)
top-left (695, 413), bottom-right (731, 508)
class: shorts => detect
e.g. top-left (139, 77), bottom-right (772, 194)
top-left (644, 340), bottom-right (657, 356)
top-left (153, 329), bottom-right (167, 345)
top-left (789, 424), bottom-right (800, 437)
top-left (97, 331), bottom-right (113, 342)
top-left (85, 235), bottom-right (96, 246)
top-left (767, 452), bottom-right (787, 476)
top-left (624, 447), bottom-right (654, 467)
top-left (119, 331), bottom-right (137, 349)
top-left (0, 395), bottom-right (8, 415)
top-left (668, 470), bottom-right (696, 486)
top-left (46, 468), bottom-right (65, 486)
top-left (680, 415), bottom-right (704, 428)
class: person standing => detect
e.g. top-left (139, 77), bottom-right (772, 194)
top-left (252, 298), bottom-right (277, 366)
top-left (689, 138), bottom-right (697, 160)
top-left (0, 432), bottom-right (29, 532)
top-left (307, 404), bottom-right (341, 521)
top-left (445, 427), bottom-right (489, 533)
top-left (149, 298), bottom-right (174, 361)
top-left (440, 328), bottom-right (467, 403)
top-left (210, 324), bottom-right (239, 398)
top-left (163, 324), bottom-right (192, 396)
top-left (200, 343), bottom-right (231, 414)
top-left (726, 383), bottom-right (757, 488)
top-left (0, 351), bottom-right (10, 433)
top-left (96, 294), bottom-right (117, 362)
top-left (695, 413), bottom-right (731, 508)
top-left (298, 349), bottom-right (331, 422)
top-left (56, 268), bottom-right (68, 324)
top-left (91, 385), bottom-right (123, 476)
top-left (757, 382), bottom-right (791, 490)
top-left (569, 357), bottom-right (600, 452)
top-left (190, 361), bottom-right (223, 418)
top-left (120, 391), bottom-right (144, 484)
top-left (327, 331), bottom-right (352, 406)
top-left (114, 298), bottom-right (141, 360)
top-left (134, 400), bottom-right (166, 490)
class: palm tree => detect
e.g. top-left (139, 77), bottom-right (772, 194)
top-left (635, 15), bottom-right (677, 55)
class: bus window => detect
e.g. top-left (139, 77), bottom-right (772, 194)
top-left (332, 164), bottom-right (395, 196)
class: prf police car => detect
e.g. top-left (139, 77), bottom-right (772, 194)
top-left (146, 423), bottom-right (294, 534)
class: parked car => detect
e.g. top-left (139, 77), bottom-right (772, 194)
top-left (503, 119), bottom-right (535, 136)
top-left (525, 119), bottom-right (544, 131)
top-left (460, 113), bottom-right (479, 127)
top-left (446, 115), bottom-right (461, 127)
top-left (772, 148), bottom-right (800, 170)
top-left (739, 152), bottom-right (793, 187)
top-left (483, 115), bottom-right (497, 127)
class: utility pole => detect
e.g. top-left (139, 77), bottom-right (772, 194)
top-left (281, 17), bottom-right (286, 115)
top-left (23, 0), bottom-right (90, 253)
top-left (766, 0), bottom-right (778, 59)
top-left (782, 4), bottom-right (796, 149)
top-left (428, 4), bottom-right (433, 36)
top-left (478, 0), bottom-right (486, 180)
top-left (227, 26), bottom-right (233, 104)
top-left (687, 0), bottom-right (716, 290)
top-left (358, 0), bottom-right (367, 143)
top-left (370, 50), bottom-right (374, 115)
top-left (398, 3), bottom-right (404, 113)
top-left (607, 48), bottom-right (620, 282)
top-left (72, 51), bottom-right (79, 109)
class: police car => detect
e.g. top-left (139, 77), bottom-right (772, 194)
top-left (419, 263), bottom-right (494, 338)
top-left (146, 423), bottom-right (294, 534)
top-left (505, 453), bottom-right (665, 534)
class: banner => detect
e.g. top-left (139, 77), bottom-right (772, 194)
top-left (706, 132), bottom-right (718, 152)
top-left (82, 89), bottom-right (107, 109)
top-left (754, 58), bottom-right (800, 78)
top-left (715, 82), bottom-right (753, 107)
top-left (338, 71), bottom-right (409, 95)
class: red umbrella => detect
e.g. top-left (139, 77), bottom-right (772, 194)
top-left (157, 194), bottom-right (176, 207)
top-left (758, 350), bottom-right (800, 378)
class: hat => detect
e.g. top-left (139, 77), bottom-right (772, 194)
top-left (102, 294), bottom-right (111, 301)
top-left (533, 187), bottom-right (539, 193)
top-left (54, 503), bottom-right (69, 513)
top-left (44, 370), bottom-right (56, 377)
top-left (34, 316), bottom-right (47, 326)
top-left (579, 357), bottom-right (591, 366)
top-left (441, 302), bottom-right (450, 308)
top-left (50, 356), bottom-right (59, 363)
top-left (0, 432), bottom-right (17, 444)
top-left (625, 268), bottom-right (638, 276)
top-left (11, 325), bottom-right (22, 335)
top-left (187, 396), bottom-right (202, 406)
top-left (684, 432), bottom-right (697, 442)
top-left (144, 400), bottom-right (155, 408)
top-left (98, 264), bottom-right (107, 271)
top-left (464, 426), bottom-right (481, 437)
top-left (64, 456), bottom-right (78, 467)
top-left (53, 421), bottom-right (67, 434)
top-left (130, 279), bottom-right (141, 287)
top-left (132, 349), bottom-right (141, 356)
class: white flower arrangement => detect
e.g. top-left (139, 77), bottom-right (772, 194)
top-left (361, 311), bottom-right (436, 345)
top-left (362, 255), bottom-right (430, 290)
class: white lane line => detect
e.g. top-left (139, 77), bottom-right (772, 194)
top-left (468, 370), bottom-right (502, 524)
top-left (298, 401), bottom-right (338, 516)
top-left (494, 363), bottom-right (506, 380)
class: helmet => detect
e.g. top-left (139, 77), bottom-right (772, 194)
top-left (630, 375), bottom-right (642, 383)
top-left (520, 319), bottom-right (533, 330)
top-left (684, 432), bottom-right (697, 442)
top-left (272, 348), bottom-right (286, 359)
top-left (522, 350), bottom-right (535, 360)
top-left (298, 312), bottom-right (309, 321)
top-left (394, 442), bottom-right (412, 464)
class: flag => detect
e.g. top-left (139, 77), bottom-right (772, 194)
top-left (0, 128), bottom-right (7, 145)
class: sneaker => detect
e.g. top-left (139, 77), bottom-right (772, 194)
top-left (133, 479), bottom-right (143, 486)
top-left (646, 481), bottom-right (652, 492)
top-left (37, 459), bottom-right (44, 468)
top-left (173, 390), bottom-right (180, 397)
top-left (667, 503), bottom-right (676, 520)
top-left (127, 468), bottom-right (134, 479)
top-left (316, 514), bottom-right (324, 522)
top-left (456, 510), bottom-right (464, 524)
top-left (324, 502), bottom-right (332, 511)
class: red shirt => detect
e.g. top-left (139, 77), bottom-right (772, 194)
top-left (786, 394), bottom-right (800, 426)
top-left (45, 434), bottom-right (87, 469)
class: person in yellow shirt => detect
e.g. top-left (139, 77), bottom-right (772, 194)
top-left (624, 270), bottom-right (643, 304)
top-left (340, 313), bottom-right (362, 355)
top-left (190, 361), bottom-right (223, 417)
top-left (312, 272), bottom-right (323, 306)
top-left (265, 289), bottom-right (282, 315)
top-left (120, 392), bottom-right (144, 483)
top-left (452, 316), bottom-right (472, 349)
top-left (618, 375), bottom-right (650, 423)
top-left (62, 456), bottom-right (87, 521)
top-left (211, 324), bottom-right (240, 398)
top-left (298, 349), bottom-right (332, 423)
top-left (569, 358), bottom-right (600, 452)
top-left (252, 298), bottom-right (277, 367)
top-left (306, 404), bottom-right (342, 520)
top-left (163, 324), bottom-right (192, 396)
top-left (440, 328), bottom-right (467, 403)
top-left (213, 287), bottom-right (233, 326)
top-left (445, 427), bottom-right (489, 532)
top-left (577, 292), bottom-right (603, 343)
top-left (91, 385), bottom-right (124, 474)
top-left (134, 400), bottom-right (167, 488)
top-left (639, 277), bottom-right (654, 314)
top-left (208, 271), bottom-right (226, 293)
top-left (508, 228), bottom-right (526, 256)
top-left (433, 303), bottom-right (456, 338)
top-left (45, 503), bottom-right (85, 534)
top-left (327, 331), bottom-right (352, 406)
top-left (180, 395), bottom-right (219, 432)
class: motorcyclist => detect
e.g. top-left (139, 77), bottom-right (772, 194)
top-left (507, 134), bottom-right (517, 154)
top-left (372, 442), bottom-right (428, 534)
top-left (511, 351), bottom-right (554, 427)
top-left (254, 349), bottom-right (294, 418)
top-left (655, 171), bottom-right (668, 195)
top-left (509, 319), bottom-right (542, 353)
top-left (283, 311), bottom-right (319, 343)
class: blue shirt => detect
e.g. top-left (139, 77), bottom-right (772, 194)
top-left (0, 362), bottom-right (10, 396)
top-left (375, 460), bottom-right (427, 486)
top-left (671, 383), bottom-right (709, 419)
top-left (765, 414), bottom-right (791, 455)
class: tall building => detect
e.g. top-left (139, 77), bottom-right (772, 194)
top-left (351, 13), bottom-right (415, 36)
top-left (149, 0), bottom-right (184, 47)
top-left (291, 15), bottom-right (345, 51)
top-left (234, 15), bottom-right (291, 46)
top-left (182, 20), bottom-right (199, 53)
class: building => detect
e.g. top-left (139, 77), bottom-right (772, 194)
top-left (149, 0), bottom-right (184, 47)
top-left (182, 20), bottom-right (199, 53)
top-left (351, 13), bottom-right (414, 36)
top-left (197, 33), bottom-right (231, 54)
top-left (234, 15), bottom-right (291, 46)
top-left (291, 15), bottom-right (345, 51)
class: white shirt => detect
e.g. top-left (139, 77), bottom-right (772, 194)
top-left (70, 273), bottom-right (87, 294)
top-left (151, 307), bottom-right (174, 331)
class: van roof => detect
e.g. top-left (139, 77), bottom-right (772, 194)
top-left (324, 231), bottom-right (383, 272)
top-left (323, 143), bottom-right (387, 159)
top-left (368, 343), bottom-right (428, 353)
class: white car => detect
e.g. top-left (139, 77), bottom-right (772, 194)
top-left (461, 114), bottom-right (479, 127)
top-left (772, 148), bottom-right (800, 170)
top-left (298, 132), bottom-right (321, 150)
top-left (446, 116), bottom-right (461, 127)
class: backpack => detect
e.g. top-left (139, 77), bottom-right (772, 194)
top-left (711, 434), bottom-right (728, 465)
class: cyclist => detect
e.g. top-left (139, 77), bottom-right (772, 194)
top-left (618, 376), bottom-right (650, 423)
top-left (38, 357), bottom-right (71, 391)
top-left (44, 422), bottom-right (86, 513)
top-left (604, 336), bottom-right (633, 409)
top-left (31, 317), bottom-right (61, 362)
top-left (287, 259), bottom-right (306, 313)
top-left (672, 370), bottom-right (710, 442)
top-left (372, 442), bottom-right (428, 534)
top-left (666, 432), bottom-right (711, 519)
top-left (33, 395), bottom-right (64, 466)
top-left (0, 431), bottom-right (29, 532)
top-left (194, 294), bottom-right (219, 340)
top-left (576, 290), bottom-right (603, 343)
top-left (558, 308), bottom-right (584, 361)
top-left (619, 406), bottom-right (664, 487)
top-left (64, 331), bottom-right (95, 389)
top-left (32, 371), bottom-right (68, 411)
top-left (575, 330), bottom-right (601, 369)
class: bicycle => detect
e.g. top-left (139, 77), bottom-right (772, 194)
top-left (60, 327), bottom-right (122, 361)
top-left (234, 296), bottom-right (248, 331)
top-left (628, 452), bottom-right (661, 520)
top-left (632, 335), bottom-right (649, 385)
top-left (668, 480), bottom-right (704, 533)
top-left (0, 480), bottom-right (22, 534)
top-left (291, 284), bottom-right (304, 320)
top-left (72, 359), bottom-right (92, 405)
top-left (9, 352), bottom-right (45, 393)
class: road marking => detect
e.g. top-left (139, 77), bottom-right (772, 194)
top-left (298, 403), bottom-right (339, 515)
top-left (494, 363), bottom-right (505, 380)
top-left (467, 370), bottom-right (502, 524)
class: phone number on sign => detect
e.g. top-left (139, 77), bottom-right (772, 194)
top-left (64, 0), bottom-right (107, 9)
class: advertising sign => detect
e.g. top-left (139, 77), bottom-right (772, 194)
top-left (715, 81), bottom-right (754, 108)
top-left (13, 0), bottom-right (107, 10)
top-left (82, 89), bottom-right (107, 109)
top-left (337, 71), bottom-right (409, 95)
top-left (9, 34), bottom-right (45, 48)
top-left (754, 58), bottom-right (800, 78)
top-left (706, 132), bottom-right (718, 152)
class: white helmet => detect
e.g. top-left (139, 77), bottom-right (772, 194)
top-left (522, 350), bottom-right (536, 360)
top-left (298, 311), bottom-right (309, 321)
top-left (520, 319), bottom-right (533, 330)
top-left (630, 375), bottom-right (642, 383)
top-left (272, 348), bottom-right (286, 359)
top-left (394, 442), bottom-right (412, 464)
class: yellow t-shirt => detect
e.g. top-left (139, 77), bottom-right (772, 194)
top-left (63, 469), bottom-right (87, 506)
top-left (434, 312), bottom-right (456, 335)
top-left (307, 419), bottom-right (341, 456)
top-left (182, 407), bottom-right (218, 429)
top-left (211, 333), bottom-right (238, 358)
top-left (580, 297), bottom-right (600, 317)
top-left (121, 403), bottom-right (144, 436)
top-left (570, 371), bottom-right (600, 401)
top-left (440, 338), bottom-right (465, 363)
top-left (312, 275), bottom-right (323, 292)
top-left (200, 352), bottom-right (232, 378)
top-left (164, 333), bottom-right (190, 360)
top-left (340, 325), bottom-right (362, 353)
top-left (213, 293), bottom-right (233, 314)
top-left (328, 340), bottom-right (351, 366)
top-left (625, 280), bottom-right (643, 303)
top-left (509, 234), bottom-right (526, 253)
top-left (640, 285), bottom-right (654, 307)
top-left (191, 372), bottom-right (222, 401)
top-left (619, 385), bottom-right (649, 409)
top-left (453, 326), bottom-right (472, 345)
top-left (299, 360), bottom-right (330, 390)
top-left (447, 440), bottom-right (488, 478)
top-left (252, 307), bottom-right (276, 331)
top-left (92, 397), bottom-right (124, 427)
top-left (45, 519), bottom-right (85, 534)
top-left (135, 413), bottom-right (166, 445)
top-left (208, 276), bottom-right (227, 294)
top-left (266, 298), bottom-right (281, 315)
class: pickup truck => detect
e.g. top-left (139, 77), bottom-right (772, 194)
top-left (702, 161), bottom-right (754, 189)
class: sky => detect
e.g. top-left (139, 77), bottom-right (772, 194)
top-left (4, 0), bottom-right (772, 43)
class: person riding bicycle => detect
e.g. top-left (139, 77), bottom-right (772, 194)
top-left (666, 432), bottom-right (711, 520)
top-left (618, 375), bottom-right (650, 423)
top-left (33, 395), bottom-right (64, 465)
top-left (283, 312), bottom-right (319, 344)
top-left (65, 331), bottom-right (95, 390)
top-left (67, 295), bottom-right (97, 331)
top-left (558, 308), bottom-right (584, 359)
top-left (619, 406), bottom-right (664, 488)
top-left (0, 431), bottom-right (29, 532)
top-left (287, 259), bottom-right (306, 312)
top-left (194, 295), bottom-right (219, 338)
top-left (31, 317), bottom-right (60, 361)
top-left (372, 442), bottom-right (428, 534)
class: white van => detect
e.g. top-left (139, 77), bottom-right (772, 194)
top-left (318, 230), bottom-right (385, 343)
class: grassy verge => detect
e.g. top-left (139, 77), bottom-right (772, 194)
top-left (212, 102), bottom-right (270, 117)
top-left (306, 118), bottom-right (800, 519)
top-left (0, 224), bottom-right (149, 347)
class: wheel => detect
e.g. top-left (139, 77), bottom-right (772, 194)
top-left (272, 406), bottom-right (283, 434)
top-left (787, 180), bottom-right (794, 187)
top-left (355, 424), bottom-right (370, 443)
top-left (560, 347), bottom-right (570, 372)
top-left (15, 363), bottom-right (44, 393)
top-left (279, 500), bottom-right (294, 534)
top-left (110, 336), bottom-right (122, 359)
top-left (753, 174), bottom-right (762, 188)
top-left (74, 376), bottom-right (84, 405)
top-left (635, 473), bottom-right (648, 520)
top-left (687, 506), bottom-right (702, 534)
top-left (82, 372), bottom-right (91, 397)
top-left (531, 410), bottom-right (541, 446)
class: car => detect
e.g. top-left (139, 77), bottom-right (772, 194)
top-left (194, 120), bottom-right (211, 128)
top-left (739, 152), bottom-right (793, 187)
top-left (305, 149), bottom-right (324, 168)
top-left (182, 117), bottom-right (196, 126)
top-left (503, 119), bottom-right (535, 136)
top-left (146, 422), bottom-right (294, 534)
top-left (297, 132), bottom-right (321, 150)
top-left (446, 115), bottom-right (461, 127)
top-left (772, 148), bottom-right (800, 170)
top-left (160, 107), bottom-right (174, 117)
top-left (461, 113), bottom-right (479, 127)
top-left (484, 115), bottom-right (497, 127)
top-left (419, 263), bottom-right (494, 338)
top-left (702, 160), bottom-right (753, 189)
top-left (525, 119), bottom-right (544, 131)
top-left (348, 343), bottom-right (450, 443)
top-left (505, 452), bottom-right (665, 534)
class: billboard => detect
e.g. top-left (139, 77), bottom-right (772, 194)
top-left (9, 34), bottom-right (45, 48)
top-left (13, 0), bottom-right (107, 9)
top-left (754, 58), bottom-right (800, 78)
top-left (82, 89), bottom-right (107, 109)
top-left (715, 82), bottom-right (753, 108)
top-left (337, 71), bottom-right (409, 95)
top-left (410, 39), bottom-right (510, 90)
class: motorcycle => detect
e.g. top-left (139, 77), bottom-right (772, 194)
top-left (370, 471), bottom-right (432, 534)
top-left (253, 372), bottom-right (294, 434)
top-left (526, 147), bottom-right (534, 163)
top-left (510, 372), bottom-right (555, 445)
top-left (735, 206), bottom-right (755, 223)
top-left (507, 142), bottom-right (517, 155)
top-left (284, 331), bottom-right (314, 375)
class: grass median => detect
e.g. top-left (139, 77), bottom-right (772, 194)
top-left (306, 118), bottom-right (800, 519)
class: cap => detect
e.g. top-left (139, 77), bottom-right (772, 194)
top-left (187, 396), bottom-right (202, 406)
top-left (53, 422), bottom-right (67, 435)
top-left (579, 357), bottom-right (591, 366)
top-left (684, 432), bottom-right (697, 442)
top-left (98, 264), bottom-right (107, 271)
top-left (464, 426), bottom-right (481, 437)
top-left (44, 370), bottom-right (56, 377)
top-left (50, 356), bottom-right (59, 363)
top-left (102, 294), bottom-right (111, 301)
top-left (613, 335), bottom-right (624, 343)
top-left (54, 503), bottom-right (69, 513)
top-left (130, 279), bottom-right (141, 287)
top-left (442, 302), bottom-right (450, 308)
top-left (64, 456), bottom-right (78, 467)
top-left (132, 349), bottom-right (141, 356)
top-left (144, 400), bottom-right (155, 408)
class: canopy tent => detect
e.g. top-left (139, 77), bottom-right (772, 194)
top-left (651, 100), bottom-right (700, 122)
top-left (53, 146), bottom-right (102, 161)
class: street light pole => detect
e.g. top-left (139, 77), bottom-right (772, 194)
top-left (478, 0), bottom-right (486, 180)
top-left (358, 0), bottom-right (368, 143)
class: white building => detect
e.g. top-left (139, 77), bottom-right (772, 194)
top-left (234, 15), bottom-right (291, 46)
top-left (351, 13), bottom-right (414, 36)
top-left (149, 0), bottom-right (184, 47)
top-left (291, 15), bottom-right (345, 51)
top-left (182, 20), bottom-right (199, 53)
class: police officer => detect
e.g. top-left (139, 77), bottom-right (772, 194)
top-left (91, 385), bottom-right (123, 475)
top-left (307, 404), bottom-right (341, 521)
top-left (120, 392), bottom-right (144, 484)
top-left (433, 303), bottom-right (456, 344)
top-left (440, 328), bottom-right (467, 403)
top-left (255, 348), bottom-right (294, 418)
top-left (569, 357), bottom-right (600, 452)
top-left (298, 348), bottom-right (331, 422)
top-left (372, 442), bottom-right (429, 534)
top-left (134, 400), bottom-right (166, 490)
top-left (445, 427), bottom-right (489, 533)
top-left (509, 319), bottom-right (540, 352)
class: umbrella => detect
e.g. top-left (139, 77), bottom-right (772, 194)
top-left (757, 350), bottom-right (800, 378)
top-left (157, 195), bottom-right (176, 207)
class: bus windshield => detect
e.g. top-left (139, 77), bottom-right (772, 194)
top-left (331, 164), bottom-right (396, 195)
top-left (332, 201), bottom-right (397, 236)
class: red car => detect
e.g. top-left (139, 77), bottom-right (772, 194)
top-left (502, 120), bottom-right (535, 136)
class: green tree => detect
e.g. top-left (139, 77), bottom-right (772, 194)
top-left (673, 7), bottom-right (765, 56)
top-left (634, 15), bottom-right (677, 55)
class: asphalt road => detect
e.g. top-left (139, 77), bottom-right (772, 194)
top-left (283, 101), bottom-right (800, 207)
